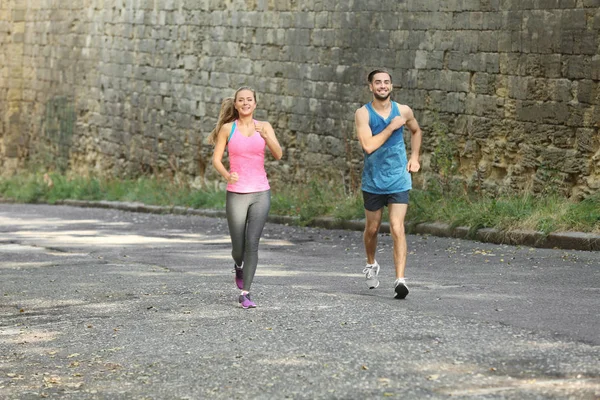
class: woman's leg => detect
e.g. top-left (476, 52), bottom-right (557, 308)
top-left (242, 190), bottom-right (271, 291)
top-left (226, 191), bottom-right (249, 267)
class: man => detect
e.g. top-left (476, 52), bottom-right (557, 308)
top-left (355, 69), bottom-right (422, 299)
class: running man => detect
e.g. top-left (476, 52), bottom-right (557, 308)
top-left (355, 69), bottom-right (422, 299)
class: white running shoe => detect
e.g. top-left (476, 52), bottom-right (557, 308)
top-left (363, 262), bottom-right (380, 289)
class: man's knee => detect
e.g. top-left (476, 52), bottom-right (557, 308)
top-left (390, 221), bottom-right (405, 238)
top-left (364, 223), bottom-right (380, 238)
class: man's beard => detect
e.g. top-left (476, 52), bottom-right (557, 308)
top-left (373, 92), bottom-right (391, 101)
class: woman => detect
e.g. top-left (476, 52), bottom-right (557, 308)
top-left (208, 87), bottom-right (283, 309)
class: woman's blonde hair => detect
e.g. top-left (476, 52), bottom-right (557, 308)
top-left (207, 86), bottom-right (257, 145)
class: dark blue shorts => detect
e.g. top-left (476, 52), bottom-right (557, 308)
top-left (362, 190), bottom-right (409, 211)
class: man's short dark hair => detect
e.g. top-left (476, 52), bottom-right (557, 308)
top-left (368, 69), bottom-right (393, 83)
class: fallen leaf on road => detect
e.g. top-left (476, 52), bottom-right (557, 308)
top-left (43, 375), bottom-right (61, 385)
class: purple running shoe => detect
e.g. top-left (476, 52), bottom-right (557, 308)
top-left (234, 265), bottom-right (243, 290)
top-left (239, 293), bottom-right (256, 309)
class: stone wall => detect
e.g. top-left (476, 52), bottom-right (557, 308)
top-left (1, 0), bottom-right (599, 198)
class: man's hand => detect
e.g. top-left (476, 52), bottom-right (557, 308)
top-left (407, 156), bottom-right (420, 173)
top-left (388, 116), bottom-right (406, 131)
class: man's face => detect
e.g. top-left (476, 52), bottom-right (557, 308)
top-left (369, 72), bottom-right (392, 101)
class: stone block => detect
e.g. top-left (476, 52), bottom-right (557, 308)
top-left (472, 72), bottom-right (495, 95)
top-left (526, 78), bottom-right (556, 101)
top-left (503, 10), bottom-right (524, 31)
top-left (560, 8), bottom-right (586, 30)
top-left (573, 31), bottom-right (598, 55)
top-left (478, 32), bottom-right (499, 52)
top-left (545, 232), bottom-right (600, 251)
top-left (539, 54), bottom-right (562, 78)
top-left (499, 53), bottom-right (519, 75)
top-left (592, 55), bottom-right (600, 80)
top-left (540, 147), bottom-right (581, 174)
top-left (12, 10), bottom-right (26, 21)
top-left (285, 29), bottom-right (310, 46)
top-left (563, 55), bottom-right (591, 79)
top-left (294, 12), bottom-right (315, 29)
top-left (553, 79), bottom-right (573, 102)
top-left (314, 11), bottom-right (328, 28)
top-left (575, 80), bottom-right (596, 104)
top-left (566, 102), bottom-right (590, 127)
top-left (508, 76), bottom-right (531, 100)
top-left (516, 100), bottom-right (570, 124)
top-left (466, 94), bottom-right (504, 118)
top-left (576, 128), bottom-right (598, 153)
top-left (483, 11), bottom-right (503, 29)
top-left (559, 0), bottom-right (578, 7)
top-left (452, 31), bottom-right (479, 53)
top-left (439, 91), bottom-right (467, 114)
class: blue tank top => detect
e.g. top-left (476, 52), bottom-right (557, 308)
top-left (361, 101), bottom-right (412, 194)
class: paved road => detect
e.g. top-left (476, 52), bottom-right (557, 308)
top-left (0, 204), bottom-right (598, 399)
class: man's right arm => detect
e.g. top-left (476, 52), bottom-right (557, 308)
top-left (355, 107), bottom-right (405, 154)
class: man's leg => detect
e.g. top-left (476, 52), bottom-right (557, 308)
top-left (364, 208), bottom-right (383, 264)
top-left (388, 203), bottom-right (408, 278)
top-left (389, 203), bottom-right (410, 299)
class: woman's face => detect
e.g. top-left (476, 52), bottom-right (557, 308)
top-left (234, 89), bottom-right (256, 117)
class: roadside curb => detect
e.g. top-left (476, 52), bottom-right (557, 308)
top-left (9, 199), bottom-right (595, 252)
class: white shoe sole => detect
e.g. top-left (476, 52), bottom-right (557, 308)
top-left (366, 279), bottom-right (380, 289)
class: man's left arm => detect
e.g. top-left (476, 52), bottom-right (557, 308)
top-left (403, 106), bottom-right (422, 173)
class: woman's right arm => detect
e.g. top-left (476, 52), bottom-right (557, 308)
top-left (212, 123), bottom-right (238, 184)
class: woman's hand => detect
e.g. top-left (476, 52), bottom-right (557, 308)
top-left (227, 172), bottom-right (239, 184)
top-left (255, 121), bottom-right (268, 139)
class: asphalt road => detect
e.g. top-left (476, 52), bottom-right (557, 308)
top-left (0, 204), bottom-right (598, 399)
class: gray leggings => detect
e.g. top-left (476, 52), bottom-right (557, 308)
top-left (226, 190), bottom-right (271, 291)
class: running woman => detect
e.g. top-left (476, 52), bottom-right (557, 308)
top-left (355, 69), bottom-right (422, 299)
top-left (208, 87), bottom-right (283, 308)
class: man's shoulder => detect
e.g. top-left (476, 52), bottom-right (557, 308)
top-left (394, 102), bottom-right (413, 115)
top-left (355, 104), bottom-right (369, 116)
top-left (393, 101), bottom-right (411, 109)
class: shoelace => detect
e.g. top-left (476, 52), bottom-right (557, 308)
top-left (363, 265), bottom-right (376, 278)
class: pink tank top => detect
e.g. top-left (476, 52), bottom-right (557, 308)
top-left (226, 121), bottom-right (270, 193)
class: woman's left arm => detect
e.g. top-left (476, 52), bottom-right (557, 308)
top-left (256, 121), bottom-right (283, 160)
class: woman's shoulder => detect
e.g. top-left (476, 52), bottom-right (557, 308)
top-left (219, 121), bottom-right (235, 133)
top-left (254, 119), bottom-right (272, 126)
